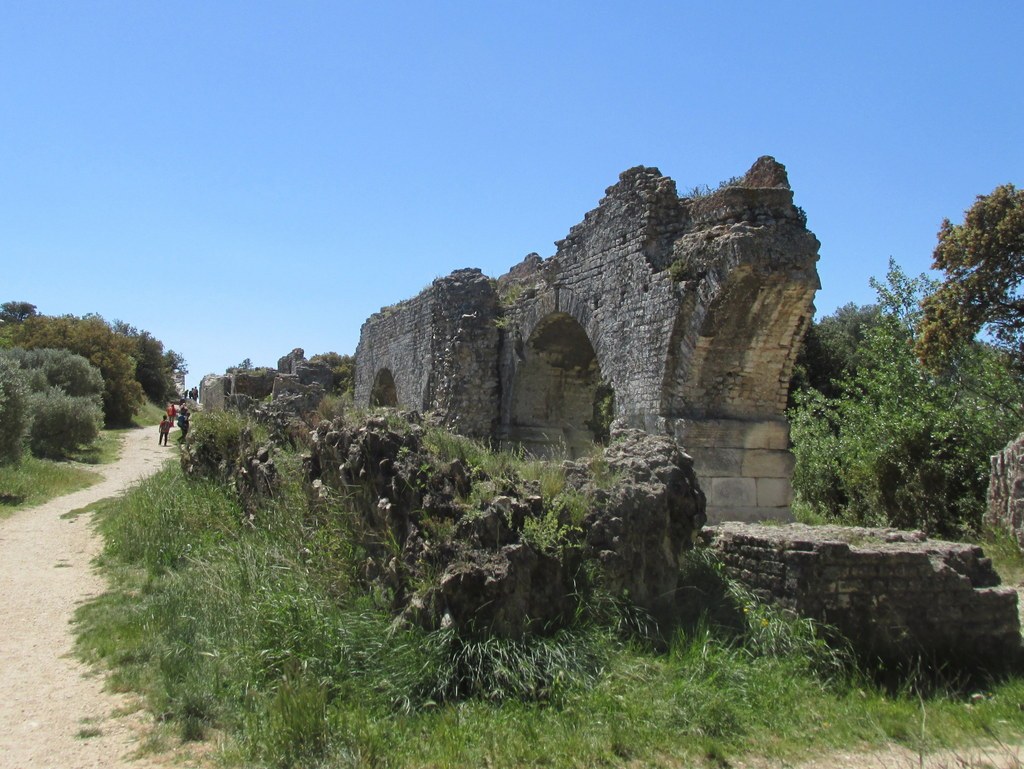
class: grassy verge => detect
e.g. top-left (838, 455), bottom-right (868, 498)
top-left (77, 458), bottom-right (1024, 769)
top-left (0, 413), bottom-right (134, 515)
top-left (0, 455), bottom-right (101, 517)
top-left (132, 401), bottom-right (168, 429)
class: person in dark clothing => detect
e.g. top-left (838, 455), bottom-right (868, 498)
top-left (177, 406), bottom-right (190, 442)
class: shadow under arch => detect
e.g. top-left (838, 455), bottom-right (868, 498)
top-left (506, 311), bottom-right (613, 458)
top-left (370, 368), bottom-right (398, 407)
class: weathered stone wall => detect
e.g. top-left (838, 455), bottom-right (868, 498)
top-left (673, 418), bottom-right (794, 522)
top-left (199, 374), bottom-right (229, 409)
top-left (201, 350), bottom-right (331, 411)
top-left (232, 369), bottom-right (277, 399)
top-left (704, 523), bottom-right (1020, 666)
top-left (355, 269), bottom-right (500, 438)
top-left (277, 348), bottom-right (306, 375)
top-left (987, 432), bottom-right (1024, 549)
top-left (354, 157), bottom-right (820, 521)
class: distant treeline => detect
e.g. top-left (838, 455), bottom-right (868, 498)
top-left (0, 301), bottom-right (185, 463)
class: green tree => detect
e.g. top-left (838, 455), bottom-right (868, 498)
top-left (2, 347), bottom-right (104, 398)
top-left (0, 301), bottom-right (38, 324)
top-left (0, 356), bottom-right (31, 464)
top-left (10, 315), bottom-right (144, 426)
top-left (165, 349), bottom-right (187, 377)
top-left (112, 321), bottom-right (180, 404)
top-left (309, 352), bottom-right (355, 396)
top-left (789, 302), bottom-right (881, 403)
top-left (918, 184), bottom-right (1024, 369)
top-left (790, 260), bottom-right (1024, 538)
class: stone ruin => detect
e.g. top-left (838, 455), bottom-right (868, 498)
top-left (186, 160), bottom-right (1022, 671)
top-left (704, 523), bottom-right (1021, 668)
top-left (354, 156), bottom-right (820, 524)
top-left (302, 418), bottom-right (706, 637)
top-left (988, 432), bottom-right (1024, 550)
top-left (200, 348), bottom-right (331, 412)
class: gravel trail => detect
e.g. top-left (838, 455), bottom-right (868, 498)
top-left (0, 426), bottom-right (173, 769)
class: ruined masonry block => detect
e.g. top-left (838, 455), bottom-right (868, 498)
top-left (678, 419), bottom-right (790, 451)
top-left (756, 477), bottom-right (794, 508)
top-left (696, 447), bottom-right (744, 477)
top-left (704, 523), bottom-right (1021, 670)
top-left (710, 477), bottom-right (757, 508)
top-left (987, 431), bottom-right (1024, 550)
top-left (742, 449), bottom-right (796, 478)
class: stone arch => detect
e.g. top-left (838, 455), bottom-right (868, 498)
top-left (506, 311), bottom-right (612, 458)
top-left (370, 368), bottom-right (398, 407)
top-left (661, 268), bottom-right (814, 419)
top-left (516, 284), bottom-right (600, 360)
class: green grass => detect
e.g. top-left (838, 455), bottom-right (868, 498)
top-left (0, 395), bottom-right (167, 514)
top-left (132, 400), bottom-right (168, 429)
top-left (0, 454), bottom-right (101, 517)
top-left (0, 414), bottom-right (132, 515)
top-left (75, 460), bottom-right (1024, 769)
top-left (980, 525), bottom-right (1024, 586)
top-left (65, 428), bottom-right (123, 465)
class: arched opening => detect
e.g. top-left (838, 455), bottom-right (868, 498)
top-left (370, 368), bottom-right (398, 407)
top-left (508, 312), bottom-right (613, 458)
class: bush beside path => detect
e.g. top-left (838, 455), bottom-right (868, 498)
top-left (0, 425), bottom-right (173, 769)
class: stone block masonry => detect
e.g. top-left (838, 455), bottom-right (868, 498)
top-left (704, 523), bottom-right (1021, 668)
top-left (988, 432), bottom-right (1024, 550)
top-left (355, 156), bottom-right (821, 522)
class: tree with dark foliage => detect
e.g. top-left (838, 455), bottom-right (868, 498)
top-left (918, 184), bottom-right (1024, 370)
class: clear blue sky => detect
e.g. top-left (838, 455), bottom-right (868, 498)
top-left (3, 2), bottom-right (1021, 387)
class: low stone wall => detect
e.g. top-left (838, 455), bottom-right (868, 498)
top-left (703, 523), bottom-right (1021, 667)
top-left (988, 432), bottom-right (1024, 550)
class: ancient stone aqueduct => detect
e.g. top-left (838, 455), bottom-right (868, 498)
top-left (354, 156), bottom-right (820, 523)
top-left (199, 157), bottom-right (1024, 663)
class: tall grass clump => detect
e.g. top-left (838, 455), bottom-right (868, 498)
top-left (99, 466), bottom-right (242, 571)
top-left (185, 409), bottom-right (266, 470)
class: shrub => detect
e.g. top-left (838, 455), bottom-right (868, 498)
top-left (9, 314), bottom-right (144, 426)
top-left (789, 262), bottom-right (1024, 537)
top-left (184, 410), bottom-right (267, 477)
top-left (27, 387), bottom-right (104, 458)
top-left (1, 347), bottom-right (104, 397)
top-left (0, 357), bottom-right (31, 464)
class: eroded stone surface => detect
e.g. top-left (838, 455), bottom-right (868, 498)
top-left (303, 417), bottom-right (705, 637)
top-left (988, 432), bottom-right (1024, 550)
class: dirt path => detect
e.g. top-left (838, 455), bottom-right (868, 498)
top-left (0, 426), bottom-right (173, 769)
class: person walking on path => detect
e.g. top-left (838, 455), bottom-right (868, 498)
top-left (176, 406), bottom-right (190, 442)
top-left (158, 415), bottom-right (171, 446)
